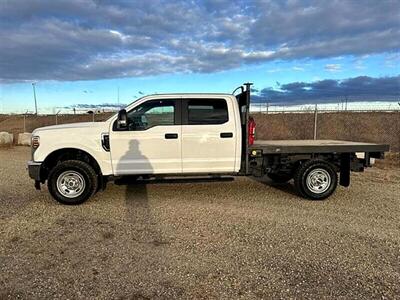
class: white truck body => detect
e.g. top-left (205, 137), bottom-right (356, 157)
top-left (27, 84), bottom-right (389, 204)
top-left (32, 93), bottom-right (242, 176)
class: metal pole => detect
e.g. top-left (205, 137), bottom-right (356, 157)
top-left (244, 82), bottom-right (253, 175)
top-left (32, 83), bottom-right (38, 115)
top-left (55, 110), bottom-right (61, 125)
top-left (23, 113), bottom-right (26, 132)
top-left (266, 102), bottom-right (269, 114)
top-left (313, 104), bottom-right (318, 140)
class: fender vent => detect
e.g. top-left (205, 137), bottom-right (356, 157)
top-left (101, 133), bottom-right (110, 152)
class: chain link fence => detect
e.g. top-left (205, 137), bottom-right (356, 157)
top-left (0, 112), bottom-right (114, 140)
top-left (252, 108), bottom-right (400, 153)
top-left (1, 106), bottom-right (399, 155)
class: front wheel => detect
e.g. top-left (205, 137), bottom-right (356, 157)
top-left (294, 160), bottom-right (338, 200)
top-left (48, 160), bottom-right (98, 205)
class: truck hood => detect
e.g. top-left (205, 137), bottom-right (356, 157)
top-left (33, 122), bottom-right (107, 134)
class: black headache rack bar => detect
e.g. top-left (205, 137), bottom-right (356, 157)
top-left (234, 82), bottom-right (253, 175)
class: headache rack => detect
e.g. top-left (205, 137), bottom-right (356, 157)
top-left (233, 82), bottom-right (253, 175)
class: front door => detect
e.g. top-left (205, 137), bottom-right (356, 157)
top-left (181, 98), bottom-right (237, 173)
top-left (110, 99), bottom-right (182, 175)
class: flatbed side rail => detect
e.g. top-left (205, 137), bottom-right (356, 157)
top-left (250, 141), bottom-right (390, 155)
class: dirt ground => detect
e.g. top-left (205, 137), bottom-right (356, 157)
top-left (1, 147), bottom-right (399, 299)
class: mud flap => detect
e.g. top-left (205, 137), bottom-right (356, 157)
top-left (35, 180), bottom-right (41, 190)
top-left (340, 153), bottom-right (350, 187)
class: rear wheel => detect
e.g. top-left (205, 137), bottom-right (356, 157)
top-left (267, 172), bottom-right (292, 183)
top-left (294, 159), bottom-right (337, 200)
top-left (48, 160), bottom-right (98, 205)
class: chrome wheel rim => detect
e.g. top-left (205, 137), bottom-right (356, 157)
top-left (306, 168), bottom-right (331, 194)
top-left (56, 171), bottom-right (86, 198)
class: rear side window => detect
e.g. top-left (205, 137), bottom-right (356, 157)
top-left (187, 99), bottom-right (228, 125)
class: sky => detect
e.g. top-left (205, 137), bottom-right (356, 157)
top-left (0, 0), bottom-right (399, 113)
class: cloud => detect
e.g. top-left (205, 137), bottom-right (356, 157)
top-left (252, 75), bottom-right (400, 104)
top-left (324, 64), bottom-right (342, 72)
top-left (0, 0), bottom-right (399, 82)
top-left (292, 66), bottom-right (305, 71)
top-left (62, 103), bottom-right (126, 109)
top-left (384, 53), bottom-right (400, 68)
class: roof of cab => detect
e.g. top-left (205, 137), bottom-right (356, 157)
top-left (143, 93), bottom-right (234, 97)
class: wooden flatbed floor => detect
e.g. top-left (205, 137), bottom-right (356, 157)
top-left (251, 140), bottom-right (390, 154)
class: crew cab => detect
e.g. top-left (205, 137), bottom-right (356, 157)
top-left (28, 83), bottom-right (389, 204)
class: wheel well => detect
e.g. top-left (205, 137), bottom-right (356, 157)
top-left (41, 148), bottom-right (101, 180)
top-left (263, 154), bottom-right (341, 175)
top-left (291, 157), bottom-right (340, 173)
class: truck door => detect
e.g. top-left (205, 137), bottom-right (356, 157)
top-left (181, 97), bottom-right (237, 173)
top-left (110, 99), bottom-right (182, 175)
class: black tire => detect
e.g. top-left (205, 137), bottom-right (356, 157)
top-left (294, 159), bottom-right (338, 200)
top-left (48, 160), bottom-right (98, 205)
top-left (267, 173), bottom-right (292, 183)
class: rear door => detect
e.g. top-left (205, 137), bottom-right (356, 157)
top-left (181, 97), bottom-right (237, 173)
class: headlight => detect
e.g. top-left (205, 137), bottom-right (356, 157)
top-left (32, 136), bottom-right (40, 149)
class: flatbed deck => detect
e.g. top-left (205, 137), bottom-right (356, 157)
top-left (251, 140), bottom-right (390, 154)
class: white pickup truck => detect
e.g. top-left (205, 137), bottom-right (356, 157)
top-left (28, 83), bottom-right (389, 205)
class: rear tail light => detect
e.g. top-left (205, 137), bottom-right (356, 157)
top-left (248, 117), bottom-right (256, 146)
top-left (32, 136), bottom-right (40, 149)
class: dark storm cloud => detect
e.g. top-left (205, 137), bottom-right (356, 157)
top-left (0, 0), bottom-right (399, 82)
top-left (252, 76), bottom-right (400, 104)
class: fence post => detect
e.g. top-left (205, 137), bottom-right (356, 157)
top-left (55, 110), bottom-right (61, 125)
top-left (266, 103), bottom-right (269, 114)
top-left (313, 104), bottom-right (318, 140)
top-left (23, 114), bottom-right (26, 132)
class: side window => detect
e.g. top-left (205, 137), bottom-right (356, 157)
top-left (127, 100), bottom-right (175, 130)
top-left (187, 99), bottom-right (228, 125)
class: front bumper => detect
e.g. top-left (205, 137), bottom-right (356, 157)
top-left (27, 161), bottom-right (42, 181)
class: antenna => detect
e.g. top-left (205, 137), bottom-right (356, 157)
top-left (232, 86), bottom-right (244, 95)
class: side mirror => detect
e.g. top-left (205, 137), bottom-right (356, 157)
top-left (117, 109), bottom-right (128, 130)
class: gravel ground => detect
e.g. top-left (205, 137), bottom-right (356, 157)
top-left (1, 147), bottom-right (399, 299)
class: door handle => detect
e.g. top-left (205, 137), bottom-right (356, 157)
top-left (220, 132), bottom-right (233, 138)
top-left (165, 133), bottom-right (178, 139)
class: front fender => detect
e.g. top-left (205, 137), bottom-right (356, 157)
top-left (33, 142), bottom-right (113, 176)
